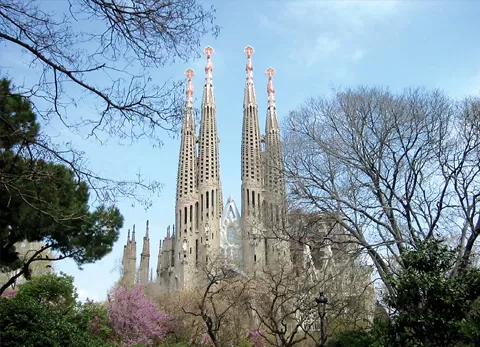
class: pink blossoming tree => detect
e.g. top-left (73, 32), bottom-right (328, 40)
top-left (107, 284), bottom-right (175, 347)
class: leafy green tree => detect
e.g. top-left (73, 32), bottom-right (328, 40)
top-left (0, 273), bottom-right (115, 347)
top-left (385, 239), bottom-right (480, 346)
top-left (325, 329), bottom-right (374, 347)
top-left (0, 78), bottom-right (123, 295)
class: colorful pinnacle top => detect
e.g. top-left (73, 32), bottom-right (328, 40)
top-left (244, 45), bottom-right (254, 83)
top-left (265, 67), bottom-right (276, 106)
top-left (185, 68), bottom-right (195, 108)
top-left (204, 46), bottom-right (214, 84)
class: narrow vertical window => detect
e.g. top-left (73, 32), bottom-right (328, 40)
top-left (201, 194), bottom-right (204, 221)
top-left (195, 239), bottom-right (199, 261)
top-left (212, 189), bottom-right (215, 214)
top-left (195, 202), bottom-right (199, 229)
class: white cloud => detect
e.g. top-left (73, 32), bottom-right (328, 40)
top-left (352, 49), bottom-right (365, 63)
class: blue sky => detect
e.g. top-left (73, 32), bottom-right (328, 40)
top-left (2, 0), bottom-right (480, 301)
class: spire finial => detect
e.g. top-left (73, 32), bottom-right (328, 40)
top-left (132, 224), bottom-right (136, 241)
top-left (145, 220), bottom-right (150, 238)
top-left (204, 46), bottom-right (214, 84)
top-left (167, 225), bottom-right (171, 238)
top-left (265, 67), bottom-right (276, 107)
top-left (244, 46), bottom-right (254, 83)
top-left (127, 228), bottom-right (131, 241)
top-left (185, 69), bottom-right (195, 108)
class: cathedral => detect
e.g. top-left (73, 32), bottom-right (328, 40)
top-left (121, 46), bottom-right (291, 291)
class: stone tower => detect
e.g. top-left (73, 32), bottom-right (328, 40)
top-left (196, 46), bottom-right (223, 266)
top-left (121, 226), bottom-right (137, 286)
top-left (171, 47), bottom-right (223, 290)
top-left (241, 46), bottom-right (266, 275)
top-left (173, 66), bottom-right (199, 290)
top-left (263, 68), bottom-right (289, 268)
top-left (138, 220), bottom-right (150, 285)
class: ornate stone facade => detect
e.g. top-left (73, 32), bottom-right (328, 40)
top-left (120, 45), bottom-right (291, 291)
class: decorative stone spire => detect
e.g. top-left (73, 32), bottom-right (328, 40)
top-left (244, 46), bottom-right (257, 106)
top-left (266, 67), bottom-right (276, 108)
top-left (245, 46), bottom-right (254, 82)
top-left (132, 224), bottom-right (136, 242)
top-left (185, 68), bottom-right (195, 108)
top-left (203, 46), bottom-right (215, 105)
top-left (205, 46), bottom-right (214, 84)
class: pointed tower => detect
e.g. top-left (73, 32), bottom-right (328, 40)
top-left (196, 46), bottom-right (223, 269)
top-left (263, 68), bottom-right (290, 268)
top-left (174, 68), bottom-right (199, 290)
top-left (241, 46), bottom-right (266, 274)
top-left (264, 68), bottom-right (286, 225)
top-left (121, 226), bottom-right (137, 286)
top-left (156, 239), bottom-right (162, 283)
top-left (139, 220), bottom-right (150, 285)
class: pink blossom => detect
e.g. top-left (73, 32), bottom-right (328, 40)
top-left (107, 284), bottom-right (175, 347)
top-left (1, 288), bottom-right (17, 298)
top-left (203, 334), bottom-right (212, 345)
top-left (248, 329), bottom-right (265, 347)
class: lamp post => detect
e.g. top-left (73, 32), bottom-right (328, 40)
top-left (315, 291), bottom-right (328, 347)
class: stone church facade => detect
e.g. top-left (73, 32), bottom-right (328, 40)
top-left (121, 46), bottom-right (291, 291)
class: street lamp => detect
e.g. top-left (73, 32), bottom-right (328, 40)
top-left (315, 291), bottom-right (328, 347)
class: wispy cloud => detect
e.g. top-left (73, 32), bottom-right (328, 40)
top-left (257, 0), bottom-right (402, 74)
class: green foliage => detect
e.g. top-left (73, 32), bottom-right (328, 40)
top-left (14, 272), bottom-right (78, 308)
top-left (326, 329), bottom-right (374, 347)
top-left (0, 77), bottom-right (123, 292)
top-left (0, 78), bottom-right (39, 151)
top-left (385, 239), bottom-right (480, 346)
top-left (0, 273), bottom-right (114, 347)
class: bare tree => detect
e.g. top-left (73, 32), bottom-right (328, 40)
top-left (182, 260), bottom-right (253, 347)
top-left (243, 233), bottom-right (374, 347)
top-left (284, 87), bottom-right (480, 295)
top-left (1, 0), bottom-right (219, 205)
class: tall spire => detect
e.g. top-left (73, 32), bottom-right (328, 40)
top-left (264, 67), bottom-right (286, 231)
top-left (196, 45), bottom-right (223, 269)
top-left (176, 69), bottom-right (197, 202)
top-left (121, 226), bottom-right (137, 286)
top-left (244, 46), bottom-right (257, 106)
top-left (139, 220), bottom-right (150, 285)
top-left (241, 45), bottom-right (264, 274)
